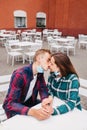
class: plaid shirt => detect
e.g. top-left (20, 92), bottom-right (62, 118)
top-left (47, 73), bottom-right (82, 115)
top-left (3, 64), bottom-right (48, 118)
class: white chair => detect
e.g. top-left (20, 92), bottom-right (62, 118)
top-left (7, 40), bottom-right (23, 52)
top-left (0, 37), bottom-right (6, 46)
top-left (79, 78), bottom-right (87, 110)
top-left (31, 29), bottom-right (36, 33)
top-left (51, 43), bottom-right (63, 53)
top-left (35, 39), bottom-right (43, 44)
top-left (42, 30), bottom-right (48, 41)
top-left (47, 36), bottom-right (59, 52)
top-left (5, 43), bottom-right (23, 66)
top-left (53, 31), bottom-right (62, 39)
top-left (0, 74), bottom-right (11, 122)
top-left (78, 34), bottom-right (87, 49)
top-left (63, 37), bottom-right (76, 56)
top-left (23, 44), bottom-right (42, 64)
top-left (34, 32), bottom-right (42, 40)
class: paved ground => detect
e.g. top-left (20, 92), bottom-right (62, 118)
top-left (0, 41), bottom-right (87, 79)
top-left (0, 41), bottom-right (87, 109)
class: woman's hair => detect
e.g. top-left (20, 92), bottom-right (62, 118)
top-left (52, 52), bottom-right (78, 77)
top-left (33, 49), bottom-right (51, 62)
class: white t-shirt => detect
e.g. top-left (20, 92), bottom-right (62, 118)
top-left (24, 75), bottom-right (37, 102)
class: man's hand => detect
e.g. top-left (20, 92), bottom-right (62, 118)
top-left (42, 96), bottom-right (54, 115)
top-left (28, 107), bottom-right (51, 120)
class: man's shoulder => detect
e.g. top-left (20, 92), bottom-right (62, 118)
top-left (13, 64), bottom-right (32, 76)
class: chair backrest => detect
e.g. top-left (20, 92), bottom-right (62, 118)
top-left (0, 74), bottom-right (11, 84)
top-left (0, 74), bottom-right (11, 92)
top-left (66, 36), bottom-right (76, 46)
top-left (4, 43), bottom-right (11, 53)
top-left (79, 78), bottom-right (87, 110)
top-left (29, 44), bottom-right (42, 52)
top-left (0, 74), bottom-right (11, 122)
top-left (7, 39), bottom-right (19, 44)
top-left (79, 78), bottom-right (87, 97)
top-left (47, 36), bottom-right (53, 42)
top-left (35, 32), bottom-right (42, 40)
top-left (78, 34), bottom-right (87, 41)
top-left (35, 39), bottom-right (43, 44)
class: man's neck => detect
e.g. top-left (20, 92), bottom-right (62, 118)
top-left (32, 62), bottom-right (38, 76)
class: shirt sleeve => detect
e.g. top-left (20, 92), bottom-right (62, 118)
top-left (52, 79), bottom-right (80, 115)
top-left (3, 72), bottom-right (29, 118)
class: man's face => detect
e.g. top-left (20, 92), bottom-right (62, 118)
top-left (39, 53), bottom-right (51, 71)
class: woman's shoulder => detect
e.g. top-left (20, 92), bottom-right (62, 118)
top-left (67, 73), bottom-right (79, 81)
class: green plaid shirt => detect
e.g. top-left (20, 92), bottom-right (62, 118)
top-left (47, 73), bottom-right (82, 115)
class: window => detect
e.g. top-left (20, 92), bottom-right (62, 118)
top-left (14, 10), bottom-right (27, 28)
top-left (36, 12), bottom-right (46, 28)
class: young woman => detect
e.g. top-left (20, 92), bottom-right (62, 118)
top-left (42, 52), bottom-right (82, 115)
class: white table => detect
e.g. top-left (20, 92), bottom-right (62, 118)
top-left (1, 97), bottom-right (87, 130)
top-left (9, 41), bottom-right (40, 47)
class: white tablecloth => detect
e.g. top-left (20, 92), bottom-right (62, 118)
top-left (1, 97), bottom-right (87, 130)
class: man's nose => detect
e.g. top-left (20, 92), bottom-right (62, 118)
top-left (48, 63), bottom-right (50, 67)
top-left (48, 63), bottom-right (51, 68)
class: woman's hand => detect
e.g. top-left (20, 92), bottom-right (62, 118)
top-left (42, 96), bottom-right (53, 106)
top-left (28, 107), bottom-right (51, 120)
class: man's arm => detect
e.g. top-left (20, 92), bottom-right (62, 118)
top-left (3, 73), bottom-right (29, 118)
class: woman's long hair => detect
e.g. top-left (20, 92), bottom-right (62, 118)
top-left (52, 52), bottom-right (78, 77)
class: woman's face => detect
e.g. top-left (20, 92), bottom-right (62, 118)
top-left (49, 57), bottom-right (60, 72)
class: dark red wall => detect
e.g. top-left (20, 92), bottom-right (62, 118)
top-left (0, 0), bottom-right (87, 36)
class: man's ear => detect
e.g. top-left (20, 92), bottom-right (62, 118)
top-left (37, 54), bottom-right (44, 63)
top-left (36, 55), bottom-right (41, 63)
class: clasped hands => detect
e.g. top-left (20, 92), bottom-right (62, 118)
top-left (28, 96), bottom-right (54, 120)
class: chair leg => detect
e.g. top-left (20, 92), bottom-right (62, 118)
top-left (74, 48), bottom-right (75, 55)
top-left (23, 55), bottom-right (25, 64)
top-left (67, 48), bottom-right (69, 56)
top-left (7, 55), bottom-right (9, 64)
top-left (12, 56), bottom-right (14, 66)
top-left (29, 56), bottom-right (32, 64)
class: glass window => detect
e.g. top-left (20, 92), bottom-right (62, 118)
top-left (14, 17), bottom-right (26, 28)
top-left (14, 10), bottom-right (27, 28)
top-left (36, 12), bottom-right (46, 28)
top-left (36, 18), bottom-right (45, 28)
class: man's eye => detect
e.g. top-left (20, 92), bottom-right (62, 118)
top-left (47, 59), bottom-right (51, 62)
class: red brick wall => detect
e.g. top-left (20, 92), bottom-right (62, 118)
top-left (49, 0), bottom-right (87, 36)
top-left (0, 0), bottom-right (87, 36)
top-left (0, 0), bottom-right (49, 29)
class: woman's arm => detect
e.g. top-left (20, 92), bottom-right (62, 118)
top-left (52, 79), bottom-right (80, 115)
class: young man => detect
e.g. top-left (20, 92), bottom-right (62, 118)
top-left (3, 49), bottom-right (52, 120)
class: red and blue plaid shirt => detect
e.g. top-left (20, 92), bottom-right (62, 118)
top-left (3, 64), bottom-right (48, 118)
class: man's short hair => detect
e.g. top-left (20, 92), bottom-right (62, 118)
top-left (33, 49), bottom-right (51, 62)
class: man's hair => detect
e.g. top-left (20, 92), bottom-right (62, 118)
top-left (33, 49), bottom-right (51, 62)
